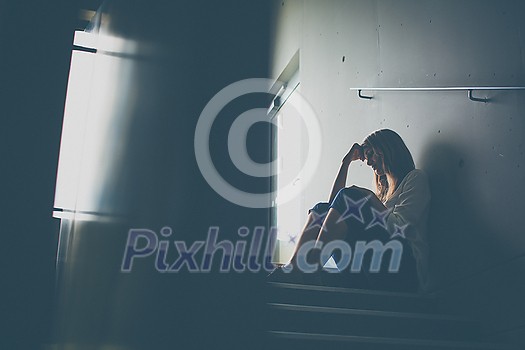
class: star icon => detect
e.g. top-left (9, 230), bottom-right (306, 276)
top-left (366, 207), bottom-right (392, 231)
top-left (390, 223), bottom-right (409, 239)
top-left (336, 195), bottom-right (369, 225)
top-left (305, 210), bottom-right (327, 231)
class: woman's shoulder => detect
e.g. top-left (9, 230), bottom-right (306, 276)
top-left (402, 169), bottom-right (430, 193)
top-left (405, 169), bottom-right (428, 181)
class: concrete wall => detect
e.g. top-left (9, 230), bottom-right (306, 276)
top-left (270, 0), bottom-right (525, 344)
top-left (1, 1), bottom-right (78, 349)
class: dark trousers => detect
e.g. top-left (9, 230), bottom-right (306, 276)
top-left (309, 186), bottom-right (418, 292)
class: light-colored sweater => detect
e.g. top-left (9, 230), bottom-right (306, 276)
top-left (384, 169), bottom-right (431, 292)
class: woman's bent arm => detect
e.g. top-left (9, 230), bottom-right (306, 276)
top-left (328, 161), bottom-right (350, 203)
top-left (328, 143), bottom-right (364, 202)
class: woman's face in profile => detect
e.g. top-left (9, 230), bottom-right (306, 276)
top-left (363, 146), bottom-right (385, 176)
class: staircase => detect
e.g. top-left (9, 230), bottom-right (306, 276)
top-left (263, 281), bottom-right (518, 350)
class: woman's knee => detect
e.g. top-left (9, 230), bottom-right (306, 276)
top-left (329, 186), bottom-right (380, 231)
top-left (308, 202), bottom-right (331, 216)
top-left (338, 185), bottom-right (374, 200)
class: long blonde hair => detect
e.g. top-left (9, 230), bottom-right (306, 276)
top-left (362, 129), bottom-right (415, 203)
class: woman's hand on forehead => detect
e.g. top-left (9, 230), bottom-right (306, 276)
top-left (343, 143), bottom-right (365, 164)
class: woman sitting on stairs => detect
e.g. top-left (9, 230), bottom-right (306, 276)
top-left (269, 129), bottom-right (431, 293)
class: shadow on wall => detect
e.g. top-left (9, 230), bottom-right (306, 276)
top-left (420, 142), bottom-right (502, 291)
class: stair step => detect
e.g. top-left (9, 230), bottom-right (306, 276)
top-left (266, 282), bottom-right (437, 313)
top-left (267, 331), bottom-right (520, 350)
top-left (268, 303), bottom-right (485, 341)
